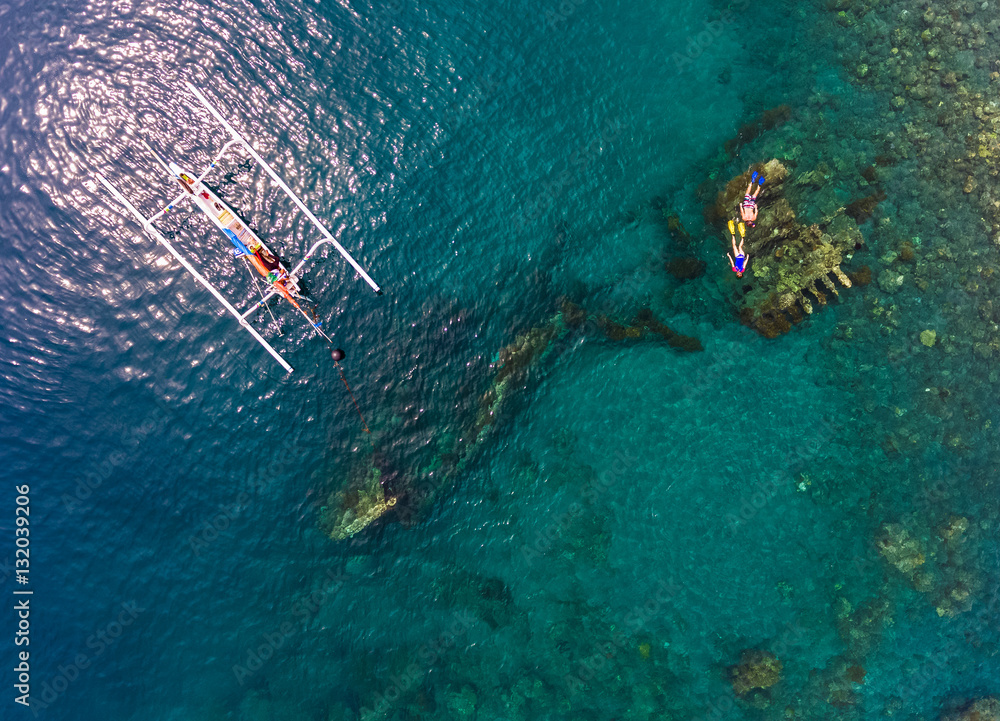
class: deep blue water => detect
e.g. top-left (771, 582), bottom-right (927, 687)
top-left (3, 0), bottom-right (1000, 719)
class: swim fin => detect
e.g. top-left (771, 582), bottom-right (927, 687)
top-left (728, 219), bottom-right (736, 235)
top-left (758, 175), bottom-right (766, 187)
top-left (738, 222), bottom-right (746, 239)
top-left (750, 170), bottom-right (759, 184)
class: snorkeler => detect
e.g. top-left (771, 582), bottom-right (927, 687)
top-left (739, 170), bottom-right (765, 227)
top-left (727, 219), bottom-right (749, 277)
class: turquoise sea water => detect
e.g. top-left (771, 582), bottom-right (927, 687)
top-left (3, 0), bottom-right (1000, 719)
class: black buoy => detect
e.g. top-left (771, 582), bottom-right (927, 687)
top-left (331, 348), bottom-right (346, 362)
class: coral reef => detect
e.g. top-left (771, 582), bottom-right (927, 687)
top-left (875, 516), bottom-right (981, 617)
top-left (798, 655), bottom-right (865, 710)
top-left (665, 211), bottom-right (693, 247)
top-left (724, 104), bottom-right (793, 158)
top-left (933, 515), bottom-right (978, 618)
top-left (442, 685), bottom-right (478, 721)
top-left (944, 698), bottom-right (1000, 721)
top-left (728, 649), bottom-right (783, 705)
top-left (835, 596), bottom-right (893, 660)
top-left (665, 256), bottom-right (706, 280)
top-left (876, 523), bottom-right (928, 588)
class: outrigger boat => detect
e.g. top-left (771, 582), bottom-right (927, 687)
top-left (166, 159), bottom-right (306, 308)
top-left (94, 81), bottom-right (381, 374)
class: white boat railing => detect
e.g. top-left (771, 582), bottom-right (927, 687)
top-left (91, 80), bottom-right (386, 374)
top-left (94, 171), bottom-right (294, 373)
top-left (185, 81), bottom-right (383, 295)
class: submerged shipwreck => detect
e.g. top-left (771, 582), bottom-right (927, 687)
top-left (318, 157), bottom-right (875, 539)
top-left (707, 159), bottom-right (865, 338)
top-left (319, 303), bottom-right (700, 540)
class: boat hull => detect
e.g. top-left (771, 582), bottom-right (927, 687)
top-left (168, 162), bottom-right (303, 299)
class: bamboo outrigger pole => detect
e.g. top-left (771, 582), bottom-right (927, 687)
top-left (185, 82), bottom-right (383, 295)
top-left (94, 171), bottom-right (295, 373)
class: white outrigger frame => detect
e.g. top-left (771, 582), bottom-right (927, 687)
top-left (95, 81), bottom-right (382, 374)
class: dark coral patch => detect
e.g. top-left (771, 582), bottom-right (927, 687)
top-left (665, 213), bottom-right (693, 246)
top-left (724, 105), bottom-right (793, 157)
top-left (845, 190), bottom-right (887, 224)
top-left (665, 256), bottom-right (706, 280)
top-left (849, 265), bottom-right (872, 286)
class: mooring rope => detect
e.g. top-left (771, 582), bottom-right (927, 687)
top-left (331, 349), bottom-right (372, 438)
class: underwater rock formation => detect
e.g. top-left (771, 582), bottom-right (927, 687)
top-left (844, 190), bottom-right (887, 224)
top-left (665, 211), bottom-right (693, 247)
top-left (665, 256), bottom-right (706, 280)
top-left (874, 515), bottom-right (981, 618)
top-left (728, 649), bottom-right (783, 705)
top-left (835, 596), bottom-right (892, 660)
top-left (876, 523), bottom-right (928, 588)
top-left (443, 685), bottom-right (479, 721)
top-left (431, 566), bottom-right (514, 629)
top-left (724, 105), bottom-right (793, 158)
top-left (849, 265), bottom-right (871, 286)
top-left (944, 697), bottom-right (1000, 721)
top-left (710, 159), bottom-right (862, 337)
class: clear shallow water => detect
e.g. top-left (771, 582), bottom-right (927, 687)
top-left (2, 0), bottom-right (1000, 719)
